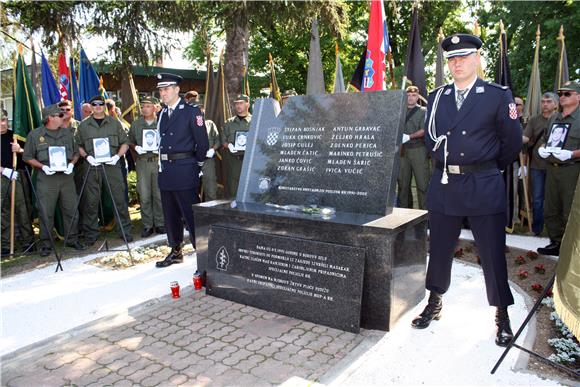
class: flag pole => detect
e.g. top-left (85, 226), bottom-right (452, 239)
top-left (10, 141), bottom-right (17, 255)
top-left (387, 49), bottom-right (396, 89)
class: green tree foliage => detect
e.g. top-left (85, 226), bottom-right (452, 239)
top-left (476, 0), bottom-right (579, 97)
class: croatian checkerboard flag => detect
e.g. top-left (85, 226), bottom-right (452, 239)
top-left (58, 52), bottom-right (70, 100)
top-left (362, 0), bottom-right (389, 92)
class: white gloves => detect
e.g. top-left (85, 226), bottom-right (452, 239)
top-left (135, 146), bottom-right (146, 155)
top-left (199, 170), bottom-right (203, 177)
top-left (42, 165), bottom-right (56, 175)
top-left (517, 165), bottom-right (527, 179)
top-left (402, 134), bottom-right (410, 144)
top-left (206, 148), bottom-right (215, 158)
top-left (2, 168), bottom-right (18, 180)
top-left (106, 155), bottom-right (120, 165)
top-left (86, 155), bottom-right (100, 166)
top-left (64, 163), bottom-right (74, 175)
top-left (537, 147), bottom-right (550, 159)
top-left (228, 143), bottom-right (238, 154)
top-left (553, 149), bottom-right (573, 161)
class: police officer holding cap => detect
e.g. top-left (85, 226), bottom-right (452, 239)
top-left (154, 73), bottom-right (209, 268)
top-left (413, 33), bottom-right (522, 347)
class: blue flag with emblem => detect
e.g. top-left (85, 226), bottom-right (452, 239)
top-left (79, 48), bottom-right (101, 103)
top-left (69, 57), bottom-right (81, 120)
top-left (41, 52), bottom-right (60, 106)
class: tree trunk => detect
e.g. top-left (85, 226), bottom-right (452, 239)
top-left (224, 5), bottom-right (250, 108)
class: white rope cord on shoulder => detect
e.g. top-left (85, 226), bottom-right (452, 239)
top-left (427, 87), bottom-right (449, 184)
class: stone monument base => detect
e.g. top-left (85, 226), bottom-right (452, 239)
top-left (193, 201), bottom-right (427, 332)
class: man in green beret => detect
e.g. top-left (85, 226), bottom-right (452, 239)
top-left (76, 95), bottom-right (133, 245)
top-left (129, 96), bottom-right (165, 237)
top-left (222, 94), bottom-right (251, 198)
top-left (23, 105), bottom-right (85, 256)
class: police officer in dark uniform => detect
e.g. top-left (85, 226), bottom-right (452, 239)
top-left (412, 34), bottom-right (522, 347)
top-left (154, 73), bottom-right (209, 268)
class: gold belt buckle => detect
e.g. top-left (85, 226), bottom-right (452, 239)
top-left (161, 154), bottom-right (168, 161)
top-left (447, 165), bottom-right (461, 174)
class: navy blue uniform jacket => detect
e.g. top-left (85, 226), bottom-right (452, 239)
top-left (158, 99), bottom-right (209, 191)
top-left (424, 78), bottom-right (522, 216)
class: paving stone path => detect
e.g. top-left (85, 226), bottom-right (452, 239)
top-left (2, 287), bottom-right (371, 386)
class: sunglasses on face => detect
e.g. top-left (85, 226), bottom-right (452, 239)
top-left (61, 108), bottom-right (72, 112)
top-left (51, 113), bottom-right (64, 118)
top-left (91, 101), bottom-right (105, 106)
top-left (558, 91), bottom-right (575, 97)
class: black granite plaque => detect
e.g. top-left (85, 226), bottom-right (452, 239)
top-left (236, 91), bottom-right (405, 216)
top-left (206, 225), bottom-right (366, 333)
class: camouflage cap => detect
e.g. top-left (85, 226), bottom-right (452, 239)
top-left (282, 89), bottom-right (297, 97)
top-left (234, 94), bottom-right (249, 103)
top-left (42, 104), bottom-right (63, 120)
top-left (406, 85), bottom-right (419, 93)
top-left (558, 81), bottom-right (580, 93)
top-left (140, 96), bottom-right (158, 105)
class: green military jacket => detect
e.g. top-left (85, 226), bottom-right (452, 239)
top-left (221, 114), bottom-right (252, 145)
top-left (543, 106), bottom-right (579, 165)
top-left (403, 106), bottom-right (426, 146)
top-left (76, 115), bottom-right (129, 158)
top-left (206, 119), bottom-right (221, 149)
top-left (128, 116), bottom-right (158, 158)
top-left (23, 125), bottom-right (77, 165)
top-left (65, 118), bottom-right (79, 134)
top-left (525, 113), bottom-right (551, 170)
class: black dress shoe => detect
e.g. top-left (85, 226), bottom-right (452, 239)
top-left (141, 228), bottom-right (154, 238)
top-left (155, 248), bottom-right (183, 268)
top-left (66, 241), bottom-right (86, 251)
top-left (495, 307), bottom-right (514, 347)
top-left (537, 242), bottom-right (560, 256)
top-left (40, 246), bottom-right (52, 257)
top-left (411, 292), bottom-right (443, 329)
top-left (155, 227), bottom-right (166, 234)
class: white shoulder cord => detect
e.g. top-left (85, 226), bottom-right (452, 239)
top-left (157, 108), bottom-right (166, 172)
top-left (427, 87), bottom-right (449, 184)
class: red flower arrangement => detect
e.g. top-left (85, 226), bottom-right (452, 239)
top-left (454, 248), bottom-right (464, 258)
top-left (515, 255), bottom-right (526, 265)
top-left (526, 251), bottom-right (539, 260)
top-left (518, 270), bottom-right (529, 279)
top-left (546, 287), bottom-right (553, 297)
top-left (534, 264), bottom-right (546, 274)
top-left (531, 283), bottom-right (543, 292)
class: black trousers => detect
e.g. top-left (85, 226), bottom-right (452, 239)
top-left (160, 188), bottom-right (198, 248)
top-left (427, 211), bottom-right (514, 307)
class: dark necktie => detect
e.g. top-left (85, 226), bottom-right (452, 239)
top-left (168, 108), bottom-right (173, 117)
top-left (456, 89), bottom-right (468, 110)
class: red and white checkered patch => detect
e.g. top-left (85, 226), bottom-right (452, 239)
top-left (508, 103), bottom-right (518, 120)
top-left (196, 115), bottom-right (204, 126)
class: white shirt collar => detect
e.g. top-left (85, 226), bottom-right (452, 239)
top-left (167, 99), bottom-right (180, 111)
top-left (454, 76), bottom-right (478, 99)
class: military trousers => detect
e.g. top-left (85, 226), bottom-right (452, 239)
top-left (1, 174), bottom-right (34, 248)
top-left (202, 157), bottom-right (218, 201)
top-left (160, 188), bottom-right (198, 249)
top-left (35, 172), bottom-right (80, 247)
top-left (135, 158), bottom-right (164, 229)
top-left (397, 145), bottom-right (430, 209)
top-left (426, 211), bottom-right (514, 307)
top-left (80, 163), bottom-right (132, 241)
top-left (224, 152), bottom-right (243, 199)
top-left (544, 162), bottom-right (580, 243)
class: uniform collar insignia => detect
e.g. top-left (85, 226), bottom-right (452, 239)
top-left (179, 104), bottom-right (184, 109)
top-left (444, 88), bottom-right (452, 95)
top-left (476, 86), bottom-right (485, 94)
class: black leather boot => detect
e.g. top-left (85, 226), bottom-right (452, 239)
top-left (495, 307), bottom-right (514, 347)
top-left (411, 292), bottom-right (443, 329)
top-left (155, 246), bottom-right (183, 268)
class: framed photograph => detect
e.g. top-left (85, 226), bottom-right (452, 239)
top-left (93, 137), bottom-right (111, 162)
top-left (142, 129), bottom-right (158, 151)
top-left (546, 123), bottom-right (570, 153)
top-left (48, 146), bottom-right (67, 171)
top-left (234, 131), bottom-right (247, 152)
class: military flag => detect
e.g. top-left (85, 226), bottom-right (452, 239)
top-left (13, 45), bottom-right (42, 142)
top-left (554, 25), bottom-right (569, 91)
top-left (362, 0), bottom-right (389, 91)
top-left (306, 19), bottom-right (325, 95)
top-left (524, 25), bottom-right (542, 123)
top-left (403, 5), bottom-right (427, 101)
top-left (204, 49), bottom-right (216, 113)
top-left (268, 53), bottom-right (281, 103)
top-left (242, 50), bottom-right (251, 98)
top-left (98, 76), bottom-right (108, 99)
top-left (473, 20), bottom-right (485, 79)
top-left (349, 49), bottom-right (366, 91)
top-left (121, 70), bottom-right (140, 123)
top-left (495, 21), bottom-right (518, 232)
top-left (69, 57), bottom-right (82, 120)
top-left (58, 52), bottom-right (70, 101)
top-left (41, 52), bottom-right (61, 106)
top-left (29, 39), bottom-right (42, 108)
top-left (333, 43), bottom-right (346, 93)
top-left (435, 27), bottom-right (446, 88)
top-left (79, 48), bottom-right (101, 103)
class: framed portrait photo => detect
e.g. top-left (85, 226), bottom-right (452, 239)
top-left (546, 123), bottom-right (571, 153)
top-left (234, 131), bottom-right (247, 152)
top-left (142, 129), bottom-right (158, 151)
top-left (48, 146), bottom-right (67, 171)
top-left (93, 137), bottom-right (111, 162)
